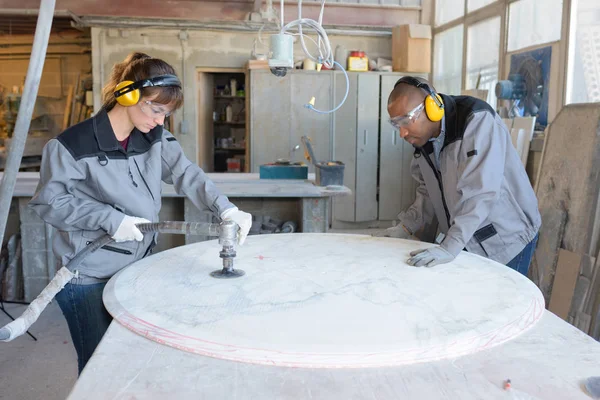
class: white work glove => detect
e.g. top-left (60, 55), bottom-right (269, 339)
top-left (112, 216), bottom-right (151, 243)
top-left (407, 246), bottom-right (455, 268)
top-left (372, 223), bottom-right (417, 240)
top-left (221, 207), bottom-right (252, 245)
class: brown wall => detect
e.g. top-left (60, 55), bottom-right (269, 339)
top-left (0, 34), bottom-right (92, 135)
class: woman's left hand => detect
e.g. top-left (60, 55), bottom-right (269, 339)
top-left (221, 207), bottom-right (252, 245)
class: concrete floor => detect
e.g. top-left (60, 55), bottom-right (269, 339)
top-left (0, 301), bottom-right (76, 400)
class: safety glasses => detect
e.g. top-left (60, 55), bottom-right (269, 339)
top-left (388, 102), bottom-right (424, 129)
top-left (138, 100), bottom-right (173, 118)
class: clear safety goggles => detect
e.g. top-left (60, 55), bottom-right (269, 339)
top-left (139, 100), bottom-right (173, 118)
top-left (388, 102), bottom-right (424, 129)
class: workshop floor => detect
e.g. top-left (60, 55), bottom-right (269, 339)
top-left (0, 301), bottom-right (76, 400)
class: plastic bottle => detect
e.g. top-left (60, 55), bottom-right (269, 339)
top-left (225, 104), bottom-right (233, 122)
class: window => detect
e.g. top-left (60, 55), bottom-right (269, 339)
top-left (466, 17), bottom-right (501, 108)
top-left (435, 0), bottom-right (465, 26)
top-left (433, 25), bottom-right (464, 95)
top-left (467, 0), bottom-right (496, 12)
top-left (507, 0), bottom-right (562, 52)
top-left (566, 0), bottom-right (600, 104)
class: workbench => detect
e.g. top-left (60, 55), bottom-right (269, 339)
top-left (4, 172), bottom-right (350, 301)
top-left (65, 234), bottom-right (600, 399)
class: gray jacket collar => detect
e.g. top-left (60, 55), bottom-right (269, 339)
top-left (93, 108), bottom-right (162, 154)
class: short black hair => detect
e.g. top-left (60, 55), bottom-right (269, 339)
top-left (388, 81), bottom-right (427, 106)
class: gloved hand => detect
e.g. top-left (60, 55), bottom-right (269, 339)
top-left (407, 246), bottom-right (455, 268)
top-left (112, 216), bottom-right (151, 243)
top-left (221, 207), bottom-right (252, 245)
top-left (372, 223), bottom-right (416, 240)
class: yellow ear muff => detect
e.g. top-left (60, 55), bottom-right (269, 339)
top-left (424, 93), bottom-right (444, 122)
top-left (114, 80), bottom-right (140, 107)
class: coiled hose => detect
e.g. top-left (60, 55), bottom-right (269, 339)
top-left (0, 221), bottom-right (222, 342)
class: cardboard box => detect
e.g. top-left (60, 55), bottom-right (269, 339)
top-left (461, 89), bottom-right (489, 101)
top-left (392, 24), bottom-right (432, 73)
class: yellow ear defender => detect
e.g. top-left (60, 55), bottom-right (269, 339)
top-left (424, 92), bottom-right (444, 122)
top-left (113, 75), bottom-right (182, 107)
top-left (394, 76), bottom-right (444, 122)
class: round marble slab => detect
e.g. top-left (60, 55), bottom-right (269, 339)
top-left (103, 234), bottom-right (544, 368)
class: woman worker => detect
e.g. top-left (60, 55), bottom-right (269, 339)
top-left (29, 52), bottom-right (252, 374)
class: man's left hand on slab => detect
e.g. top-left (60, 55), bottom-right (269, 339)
top-left (407, 246), bottom-right (455, 268)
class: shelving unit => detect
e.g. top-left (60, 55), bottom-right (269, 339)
top-left (214, 95), bottom-right (246, 100)
top-left (214, 121), bottom-right (245, 126)
top-left (212, 72), bottom-right (246, 172)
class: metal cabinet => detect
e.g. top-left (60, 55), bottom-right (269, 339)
top-left (249, 69), bottom-right (424, 225)
top-left (378, 74), bottom-right (419, 221)
top-left (333, 72), bottom-right (379, 222)
top-left (332, 72), bottom-right (424, 224)
top-left (249, 70), bottom-right (333, 172)
top-left (249, 70), bottom-right (292, 171)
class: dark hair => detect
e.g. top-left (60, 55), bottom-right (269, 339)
top-left (101, 52), bottom-right (184, 112)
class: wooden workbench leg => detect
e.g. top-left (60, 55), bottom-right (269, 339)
top-left (299, 198), bottom-right (329, 233)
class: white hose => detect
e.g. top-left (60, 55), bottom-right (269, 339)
top-left (280, 0), bottom-right (333, 69)
top-left (0, 221), bottom-right (224, 342)
top-left (0, 267), bottom-right (74, 342)
top-left (304, 61), bottom-right (350, 114)
top-left (278, 0), bottom-right (347, 114)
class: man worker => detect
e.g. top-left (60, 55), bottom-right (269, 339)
top-left (375, 76), bottom-right (541, 276)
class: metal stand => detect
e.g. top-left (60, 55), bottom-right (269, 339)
top-left (0, 241), bottom-right (37, 341)
top-left (0, 293), bottom-right (37, 341)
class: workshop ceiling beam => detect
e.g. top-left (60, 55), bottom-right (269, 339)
top-left (0, 0), bottom-right (421, 28)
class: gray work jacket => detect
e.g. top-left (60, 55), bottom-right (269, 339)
top-left (29, 109), bottom-right (234, 280)
top-left (401, 95), bottom-right (541, 264)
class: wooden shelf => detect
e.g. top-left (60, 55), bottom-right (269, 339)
top-left (214, 121), bottom-right (245, 126)
top-left (214, 95), bottom-right (245, 99)
top-left (215, 147), bottom-right (246, 151)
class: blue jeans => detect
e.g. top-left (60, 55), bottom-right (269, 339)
top-left (55, 282), bottom-right (112, 375)
top-left (506, 234), bottom-right (539, 277)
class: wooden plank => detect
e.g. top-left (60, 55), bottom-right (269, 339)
top-left (511, 116), bottom-right (536, 166)
top-left (461, 89), bottom-right (488, 101)
top-left (501, 117), bottom-right (535, 167)
top-left (568, 255), bottom-right (596, 321)
top-left (548, 249), bottom-right (581, 320)
top-left (62, 84), bottom-right (74, 130)
top-left (569, 275), bottom-right (590, 320)
top-left (574, 312), bottom-right (591, 333)
top-left (533, 104), bottom-right (600, 302)
top-left (196, 72), bottom-right (214, 172)
top-left (69, 73), bottom-right (80, 127)
top-left (586, 252), bottom-right (600, 336)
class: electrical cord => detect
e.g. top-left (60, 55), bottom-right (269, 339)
top-left (281, 0), bottom-right (332, 68)
top-left (304, 61), bottom-right (349, 114)
top-left (278, 0), bottom-right (349, 114)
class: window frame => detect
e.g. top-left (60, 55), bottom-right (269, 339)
top-left (432, 0), bottom-right (572, 115)
top-left (432, 0), bottom-right (508, 98)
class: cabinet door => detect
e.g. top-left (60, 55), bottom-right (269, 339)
top-left (355, 73), bottom-right (380, 221)
top-left (250, 70), bottom-right (292, 172)
top-left (289, 71), bottom-right (333, 172)
top-left (332, 72), bottom-right (359, 222)
top-left (378, 74), bottom-right (418, 220)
